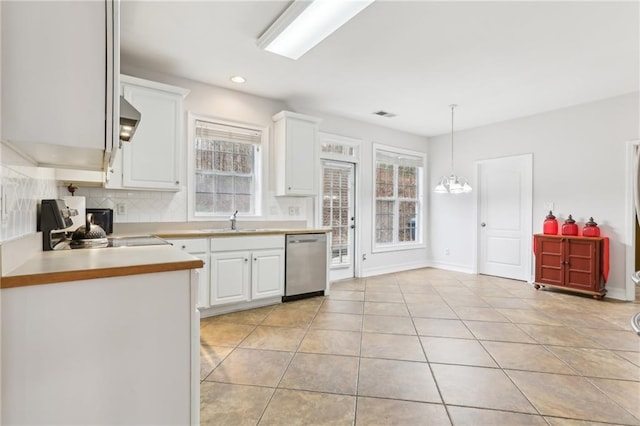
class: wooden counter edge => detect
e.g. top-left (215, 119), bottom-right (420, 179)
top-left (1, 259), bottom-right (204, 289)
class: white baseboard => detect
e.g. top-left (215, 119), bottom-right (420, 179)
top-left (428, 260), bottom-right (475, 275)
top-left (605, 287), bottom-right (628, 301)
top-left (198, 296), bottom-right (282, 318)
top-left (361, 260), bottom-right (430, 278)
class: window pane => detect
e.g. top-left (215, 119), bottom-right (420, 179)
top-left (376, 200), bottom-right (394, 243)
top-left (399, 201), bottom-right (417, 242)
top-left (194, 123), bottom-right (259, 216)
top-left (321, 143), bottom-right (355, 157)
top-left (235, 194), bottom-right (251, 213)
top-left (234, 176), bottom-right (252, 195)
top-left (398, 166), bottom-right (417, 199)
top-left (375, 163), bottom-right (395, 197)
top-left (213, 194), bottom-right (232, 213)
top-left (195, 192), bottom-right (213, 213)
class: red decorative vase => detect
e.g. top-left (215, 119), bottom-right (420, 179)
top-left (543, 211), bottom-right (558, 235)
top-left (562, 215), bottom-right (579, 236)
top-left (582, 217), bottom-right (601, 237)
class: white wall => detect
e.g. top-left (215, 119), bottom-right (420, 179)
top-left (118, 65), bottom-right (431, 277)
top-left (428, 92), bottom-right (640, 299)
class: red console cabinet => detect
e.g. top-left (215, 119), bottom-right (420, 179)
top-left (534, 234), bottom-right (606, 299)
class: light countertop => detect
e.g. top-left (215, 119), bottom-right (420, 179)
top-left (154, 227), bottom-right (331, 239)
top-left (1, 245), bottom-right (203, 289)
top-left (1, 227), bottom-right (329, 289)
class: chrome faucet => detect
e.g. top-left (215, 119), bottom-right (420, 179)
top-left (230, 210), bottom-right (238, 230)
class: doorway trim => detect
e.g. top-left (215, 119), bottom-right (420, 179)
top-left (474, 153), bottom-right (533, 281)
top-left (624, 139), bottom-right (639, 301)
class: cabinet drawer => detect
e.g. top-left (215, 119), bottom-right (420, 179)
top-left (167, 238), bottom-right (208, 253)
top-left (211, 235), bottom-right (285, 252)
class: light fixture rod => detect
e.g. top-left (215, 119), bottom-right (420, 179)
top-left (449, 104), bottom-right (457, 173)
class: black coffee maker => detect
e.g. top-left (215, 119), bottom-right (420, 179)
top-left (38, 199), bottom-right (74, 250)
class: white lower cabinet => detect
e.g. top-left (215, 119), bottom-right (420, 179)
top-left (210, 251), bottom-right (251, 306)
top-left (252, 249), bottom-right (285, 300)
top-left (168, 235), bottom-right (285, 311)
top-left (210, 236), bottom-right (285, 307)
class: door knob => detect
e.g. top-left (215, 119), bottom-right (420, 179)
top-left (480, 222), bottom-right (486, 227)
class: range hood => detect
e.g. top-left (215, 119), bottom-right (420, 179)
top-left (119, 96), bottom-right (141, 142)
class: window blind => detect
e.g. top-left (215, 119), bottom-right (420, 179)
top-left (195, 120), bottom-right (262, 144)
top-left (376, 150), bottom-right (423, 168)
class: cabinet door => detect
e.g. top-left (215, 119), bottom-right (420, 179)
top-left (535, 236), bottom-right (564, 286)
top-left (273, 112), bottom-right (321, 197)
top-left (121, 83), bottom-right (182, 190)
top-left (251, 249), bottom-right (285, 300)
top-left (564, 239), bottom-right (600, 292)
top-left (1, 0), bottom-right (110, 170)
top-left (210, 251), bottom-right (251, 306)
top-left (285, 118), bottom-right (317, 195)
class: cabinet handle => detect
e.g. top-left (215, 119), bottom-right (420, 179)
top-left (175, 181), bottom-right (180, 185)
top-left (254, 258), bottom-right (257, 261)
top-left (181, 245), bottom-right (186, 249)
top-left (288, 186), bottom-right (292, 190)
top-left (244, 258), bottom-right (248, 262)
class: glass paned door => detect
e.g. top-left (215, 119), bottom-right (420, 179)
top-left (321, 160), bottom-right (355, 280)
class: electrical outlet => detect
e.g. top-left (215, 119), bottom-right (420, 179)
top-left (445, 248), bottom-right (450, 255)
top-left (116, 203), bottom-right (127, 215)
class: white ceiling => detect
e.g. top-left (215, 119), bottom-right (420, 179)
top-left (120, 1), bottom-right (639, 137)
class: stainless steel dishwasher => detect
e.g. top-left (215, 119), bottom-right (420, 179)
top-left (284, 233), bottom-right (327, 301)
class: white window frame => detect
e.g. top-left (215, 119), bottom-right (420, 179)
top-left (187, 112), bottom-right (267, 221)
top-left (372, 143), bottom-right (426, 253)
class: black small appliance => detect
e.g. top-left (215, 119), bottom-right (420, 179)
top-left (86, 208), bottom-right (114, 234)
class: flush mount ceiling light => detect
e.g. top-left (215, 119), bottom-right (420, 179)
top-left (434, 104), bottom-right (472, 194)
top-left (258, 0), bottom-right (375, 60)
top-left (230, 75), bottom-right (246, 84)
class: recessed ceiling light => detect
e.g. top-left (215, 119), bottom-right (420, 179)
top-left (230, 75), bottom-right (246, 84)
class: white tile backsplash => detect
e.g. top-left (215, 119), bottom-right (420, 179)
top-left (58, 186), bottom-right (188, 223)
top-left (0, 160), bottom-right (58, 242)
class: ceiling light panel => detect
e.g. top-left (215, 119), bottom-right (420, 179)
top-left (258, 0), bottom-right (375, 60)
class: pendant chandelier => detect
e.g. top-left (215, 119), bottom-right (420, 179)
top-left (434, 104), bottom-right (472, 194)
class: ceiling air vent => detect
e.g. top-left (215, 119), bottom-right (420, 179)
top-left (373, 110), bottom-right (397, 118)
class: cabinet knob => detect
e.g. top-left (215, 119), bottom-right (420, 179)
top-left (480, 222), bottom-right (486, 227)
top-left (175, 181), bottom-right (180, 185)
top-left (244, 258), bottom-right (248, 262)
top-left (181, 245), bottom-right (186, 249)
top-left (254, 258), bottom-right (257, 261)
top-left (288, 186), bottom-right (292, 190)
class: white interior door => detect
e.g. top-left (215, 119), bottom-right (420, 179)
top-left (478, 154), bottom-right (532, 281)
top-left (321, 160), bottom-right (356, 281)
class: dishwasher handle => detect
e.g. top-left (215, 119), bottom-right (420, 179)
top-left (287, 234), bottom-right (326, 244)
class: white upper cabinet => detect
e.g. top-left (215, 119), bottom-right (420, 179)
top-left (108, 75), bottom-right (189, 190)
top-left (272, 111), bottom-right (322, 196)
top-left (1, 0), bottom-right (118, 171)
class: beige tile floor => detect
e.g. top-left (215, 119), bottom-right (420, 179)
top-left (200, 268), bottom-right (640, 425)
